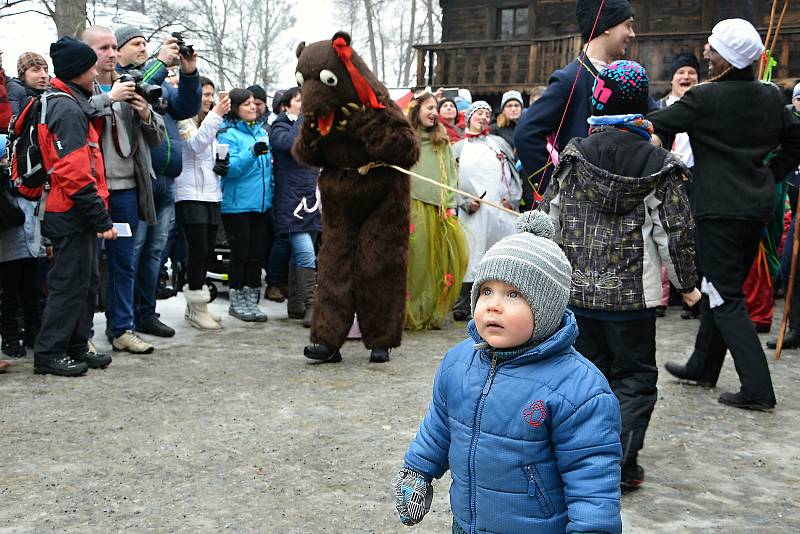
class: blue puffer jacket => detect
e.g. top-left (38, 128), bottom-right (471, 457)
top-left (404, 310), bottom-right (622, 534)
top-left (216, 120), bottom-right (272, 214)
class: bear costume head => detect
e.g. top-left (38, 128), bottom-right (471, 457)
top-left (294, 31), bottom-right (390, 137)
top-left (292, 31), bottom-right (419, 171)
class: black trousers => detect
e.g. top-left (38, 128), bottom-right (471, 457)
top-left (221, 211), bottom-right (271, 289)
top-left (183, 223), bottom-right (218, 290)
top-left (0, 258), bottom-right (41, 341)
top-left (685, 219), bottom-right (776, 403)
top-left (34, 231), bottom-right (98, 357)
top-left (574, 315), bottom-right (657, 467)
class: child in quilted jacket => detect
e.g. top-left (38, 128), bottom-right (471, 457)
top-left (394, 211), bottom-right (622, 534)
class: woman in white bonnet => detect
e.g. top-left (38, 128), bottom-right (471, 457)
top-left (649, 18), bottom-right (800, 412)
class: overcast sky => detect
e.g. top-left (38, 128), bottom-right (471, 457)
top-left (0, 0), bottom-right (339, 88)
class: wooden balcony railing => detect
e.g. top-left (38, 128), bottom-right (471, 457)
top-left (414, 27), bottom-right (800, 94)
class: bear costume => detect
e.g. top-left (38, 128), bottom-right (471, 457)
top-left (293, 32), bottom-right (420, 363)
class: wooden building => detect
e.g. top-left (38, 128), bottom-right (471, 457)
top-left (414, 0), bottom-right (800, 102)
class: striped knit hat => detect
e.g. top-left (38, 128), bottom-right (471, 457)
top-left (17, 52), bottom-right (48, 79)
top-left (470, 210), bottom-right (572, 342)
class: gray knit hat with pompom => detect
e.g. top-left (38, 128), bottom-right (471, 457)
top-left (470, 210), bottom-right (572, 342)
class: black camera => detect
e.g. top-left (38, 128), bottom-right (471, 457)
top-left (171, 32), bottom-right (195, 59)
top-left (117, 69), bottom-right (163, 106)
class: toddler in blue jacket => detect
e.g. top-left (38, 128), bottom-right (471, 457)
top-left (394, 211), bottom-right (623, 534)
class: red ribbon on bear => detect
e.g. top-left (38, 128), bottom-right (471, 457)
top-left (332, 37), bottom-right (386, 110)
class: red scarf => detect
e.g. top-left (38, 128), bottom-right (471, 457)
top-left (332, 38), bottom-right (385, 110)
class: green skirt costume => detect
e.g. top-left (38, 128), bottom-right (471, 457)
top-left (405, 200), bottom-right (468, 330)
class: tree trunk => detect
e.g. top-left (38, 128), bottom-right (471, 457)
top-left (401, 0), bottom-right (417, 86)
top-left (54, 0), bottom-right (87, 38)
top-left (362, 0), bottom-right (379, 74)
top-left (425, 0), bottom-right (434, 43)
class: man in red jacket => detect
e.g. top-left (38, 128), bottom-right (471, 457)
top-left (33, 37), bottom-right (118, 376)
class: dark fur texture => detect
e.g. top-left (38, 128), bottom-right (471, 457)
top-left (292, 32), bottom-right (420, 350)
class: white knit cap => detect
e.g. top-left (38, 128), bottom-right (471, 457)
top-left (793, 82), bottom-right (800, 101)
top-left (708, 18), bottom-right (764, 70)
top-left (470, 211), bottom-right (572, 342)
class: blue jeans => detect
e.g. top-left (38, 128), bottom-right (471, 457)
top-left (105, 189), bottom-right (140, 337)
top-left (133, 176), bottom-right (175, 323)
top-left (290, 232), bottom-right (316, 269)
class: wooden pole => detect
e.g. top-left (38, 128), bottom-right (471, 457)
top-left (775, 191), bottom-right (800, 360)
top-left (769, 0), bottom-right (791, 55)
top-left (760, 0), bottom-right (779, 79)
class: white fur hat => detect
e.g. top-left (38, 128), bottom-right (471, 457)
top-left (708, 18), bottom-right (764, 70)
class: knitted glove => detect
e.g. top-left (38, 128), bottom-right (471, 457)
top-left (212, 156), bottom-right (229, 177)
top-left (394, 468), bottom-right (433, 526)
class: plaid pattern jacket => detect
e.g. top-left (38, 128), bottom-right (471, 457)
top-left (543, 140), bottom-right (696, 312)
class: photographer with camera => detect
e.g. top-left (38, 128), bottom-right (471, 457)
top-left (82, 26), bottom-right (167, 355)
top-left (114, 26), bottom-right (201, 340)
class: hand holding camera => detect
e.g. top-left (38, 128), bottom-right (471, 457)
top-left (117, 70), bottom-right (162, 106)
top-left (252, 141), bottom-right (269, 157)
top-left (109, 80), bottom-right (136, 104)
top-left (171, 32), bottom-right (197, 73)
top-left (128, 93), bottom-right (151, 122)
top-left (157, 36), bottom-right (181, 67)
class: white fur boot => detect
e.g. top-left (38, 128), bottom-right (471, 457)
top-left (184, 285), bottom-right (222, 330)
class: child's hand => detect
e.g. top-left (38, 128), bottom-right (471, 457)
top-left (393, 468), bottom-right (433, 526)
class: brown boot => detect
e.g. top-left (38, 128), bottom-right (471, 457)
top-left (286, 263), bottom-right (304, 319)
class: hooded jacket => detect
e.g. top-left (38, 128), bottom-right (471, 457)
top-left (544, 130), bottom-right (696, 312)
top-left (269, 112), bottom-right (320, 234)
top-left (175, 110), bottom-right (224, 203)
top-left (216, 119), bottom-right (272, 214)
top-left (404, 312), bottom-right (622, 534)
top-left (39, 78), bottom-right (112, 238)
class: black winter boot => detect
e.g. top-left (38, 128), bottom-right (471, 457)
top-left (303, 344), bottom-right (342, 363)
top-left (33, 354), bottom-right (88, 376)
top-left (2, 336), bottom-right (26, 358)
top-left (369, 348), bottom-right (391, 363)
top-left (767, 328), bottom-right (800, 349)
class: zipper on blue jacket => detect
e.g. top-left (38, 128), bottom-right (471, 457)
top-left (468, 350), bottom-right (498, 534)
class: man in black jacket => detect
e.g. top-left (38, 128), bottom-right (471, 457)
top-left (650, 19), bottom-right (800, 411)
top-left (33, 37), bottom-right (117, 376)
top-left (514, 0), bottom-right (635, 206)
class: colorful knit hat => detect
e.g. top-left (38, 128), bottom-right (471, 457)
top-left (17, 52), bottom-right (48, 79)
top-left (591, 60), bottom-right (649, 117)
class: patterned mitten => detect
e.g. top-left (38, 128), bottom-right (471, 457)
top-left (394, 468), bottom-right (433, 526)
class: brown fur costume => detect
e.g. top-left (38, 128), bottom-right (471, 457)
top-left (293, 32), bottom-right (419, 351)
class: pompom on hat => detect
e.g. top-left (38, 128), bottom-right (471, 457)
top-left (708, 18), bottom-right (764, 70)
top-left (470, 211), bottom-right (572, 342)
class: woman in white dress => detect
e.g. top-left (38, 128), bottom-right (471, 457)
top-left (451, 100), bottom-right (522, 320)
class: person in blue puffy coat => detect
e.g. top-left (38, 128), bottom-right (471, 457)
top-left (395, 211), bottom-right (622, 534)
top-left (216, 88), bottom-right (273, 322)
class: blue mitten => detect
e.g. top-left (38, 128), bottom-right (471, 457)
top-left (394, 468), bottom-right (433, 526)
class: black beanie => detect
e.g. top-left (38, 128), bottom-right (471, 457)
top-left (669, 52), bottom-right (700, 79)
top-left (247, 85), bottom-right (268, 102)
top-left (50, 36), bottom-right (97, 81)
top-left (438, 98), bottom-right (457, 112)
top-left (576, 0), bottom-right (635, 42)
